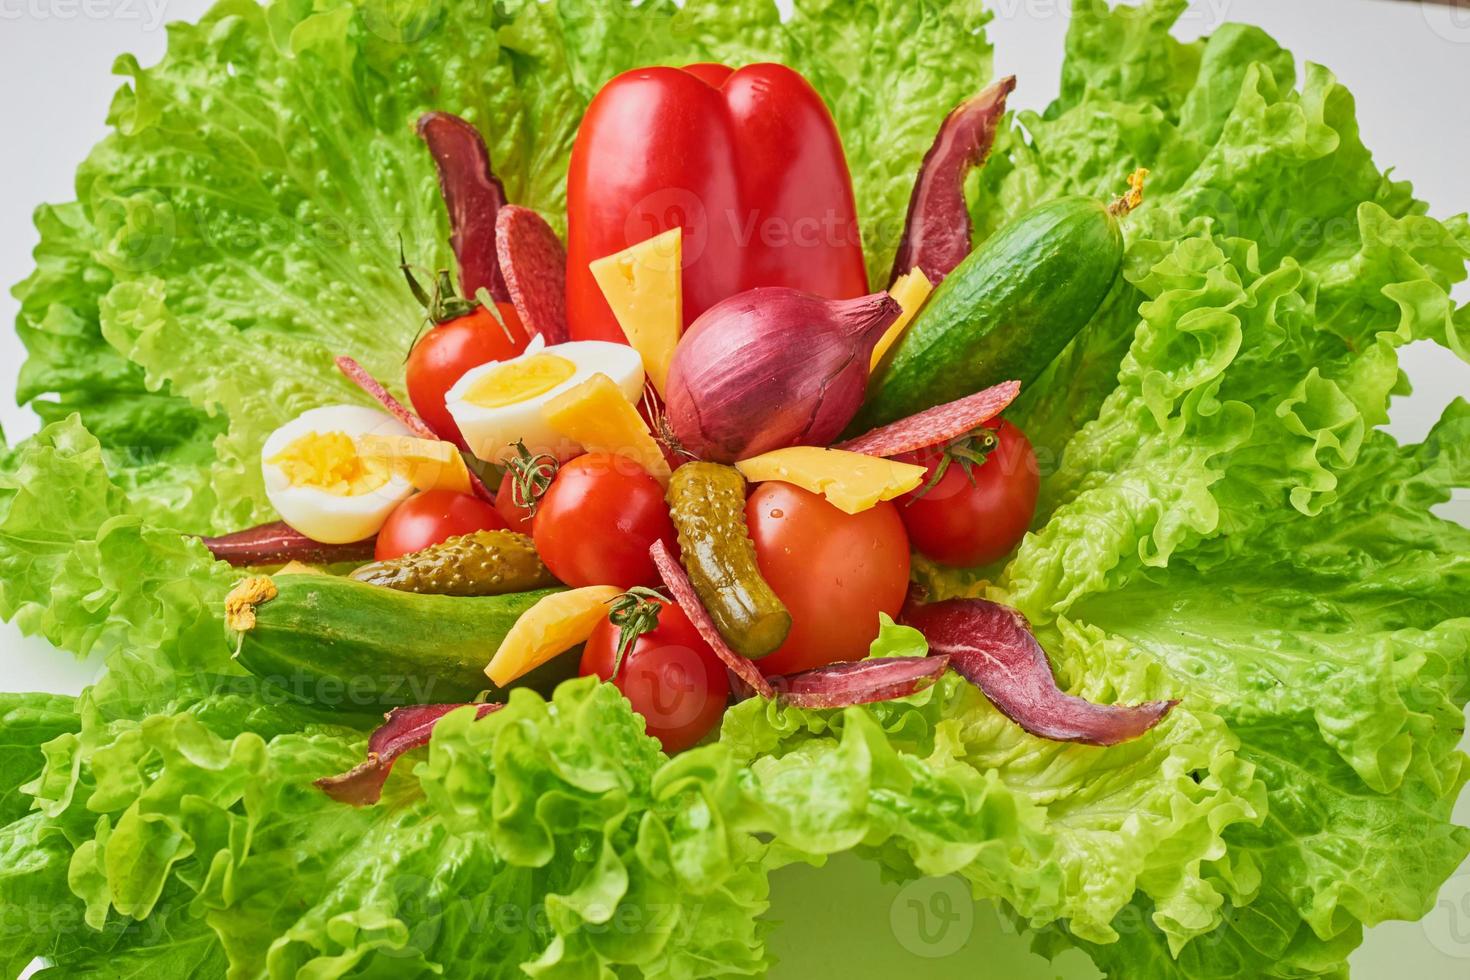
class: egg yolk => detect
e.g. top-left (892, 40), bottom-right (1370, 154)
top-left (268, 431), bottom-right (390, 496)
top-left (466, 353), bottom-right (577, 408)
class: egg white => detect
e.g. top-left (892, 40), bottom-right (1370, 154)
top-left (261, 404), bottom-right (416, 544)
top-left (446, 338), bottom-right (645, 464)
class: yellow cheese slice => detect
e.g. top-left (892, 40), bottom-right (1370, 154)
top-left (485, 585), bottom-right (622, 687)
top-left (276, 561), bottom-right (323, 576)
top-left (589, 228), bottom-right (683, 395)
top-left (541, 373), bottom-right (673, 486)
top-left (357, 434), bottom-right (472, 494)
top-left (870, 267), bottom-right (935, 371)
top-left (736, 446), bottom-right (927, 515)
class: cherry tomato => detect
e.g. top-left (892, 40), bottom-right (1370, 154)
top-left (532, 453), bottom-right (677, 589)
top-left (494, 444), bottom-right (561, 535)
top-left (745, 483), bottom-right (910, 676)
top-left (375, 489), bottom-right (507, 560)
top-left (494, 470), bottom-right (536, 535)
top-left (580, 596), bottom-right (730, 753)
top-left (896, 420), bottom-right (1040, 568)
top-left (406, 304), bottom-right (526, 448)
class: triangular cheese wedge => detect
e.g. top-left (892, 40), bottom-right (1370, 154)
top-left (589, 228), bottom-right (683, 395)
top-left (542, 373), bottom-right (672, 486)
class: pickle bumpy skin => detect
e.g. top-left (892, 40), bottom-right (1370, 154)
top-left (351, 530), bottom-right (558, 597)
top-left (666, 462), bottom-right (791, 658)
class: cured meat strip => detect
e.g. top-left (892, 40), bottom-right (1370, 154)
top-left (772, 655), bottom-right (949, 708)
top-left (417, 112), bottom-right (510, 302)
top-left (316, 702), bottom-right (503, 806)
top-left (889, 76), bottom-right (1016, 286)
top-left (201, 522), bottom-right (375, 567)
top-left (904, 598), bottom-right (1176, 746)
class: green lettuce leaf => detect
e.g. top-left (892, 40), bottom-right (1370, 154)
top-left (966, 2), bottom-right (1470, 974)
top-left (721, 620), bottom-right (1263, 949)
top-left (0, 416), bottom-right (233, 666)
top-left (14, 681), bottom-right (772, 979)
top-left (2, 0), bottom-right (1468, 977)
top-left (11, 200), bottom-right (223, 530)
top-left (0, 693), bottom-right (77, 825)
top-left (1028, 407), bottom-right (1470, 977)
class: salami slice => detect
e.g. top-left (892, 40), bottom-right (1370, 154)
top-left (417, 112), bottom-right (509, 303)
top-left (201, 521), bottom-right (375, 568)
top-left (497, 205), bottom-right (570, 344)
top-left (335, 355), bottom-right (438, 439)
top-left (316, 702), bottom-right (503, 806)
top-left (335, 355), bottom-right (495, 502)
top-left (903, 598), bottom-right (1177, 746)
top-left (726, 668), bottom-right (760, 702)
top-left (649, 540), bottom-right (775, 699)
top-left (836, 380), bottom-right (1021, 458)
top-left (772, 655), bottom-right (950, 709)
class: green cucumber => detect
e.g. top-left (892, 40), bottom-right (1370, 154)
top-left (853, 195), bottom-right (1124, 430)
top-left (226, 574), bottom-right (568, 711)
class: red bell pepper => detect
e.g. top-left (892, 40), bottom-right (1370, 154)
top-left (565, 62), bottom-right (869, 343)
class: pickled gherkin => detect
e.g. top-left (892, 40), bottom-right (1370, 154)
top-left (350, 530), bottom-right (557, 596)
top-left (666, 462), bottom-right (790, 658)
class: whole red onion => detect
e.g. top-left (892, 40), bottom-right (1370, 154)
top-left (664, 287), bottom-right (903, 463)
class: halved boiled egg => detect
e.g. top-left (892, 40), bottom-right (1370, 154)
top-left (445, 336), bottom-right (644, 464)
top-left (261, 405), bottom-right (416, 544)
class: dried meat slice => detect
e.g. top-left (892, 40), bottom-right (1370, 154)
top-left (201, 521), bottom-right (375, 567)
top-left (772, 655), bottom-right (949, 708)
top-left (417, 112), bottom-right (509, 302)
top-left (903, 598), bottom-right (1176, 746)
top-left (316, 702), bottom-right (504, 806)
top-left (889, 76), bottom-right (1016, 286)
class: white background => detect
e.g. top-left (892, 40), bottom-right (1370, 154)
top-left (1, 0), bottom-right (1468, 975)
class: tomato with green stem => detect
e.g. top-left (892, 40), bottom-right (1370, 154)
top-left (895, 419), bottom-right (1039, 568)
top-left (375, 489), bottom-right (508, 561)
top-left (532, 453), bottom-right (678, 589)
top-left (401, 259), bottom-right (528, 449)
top-left (580, 589), bottom-right (730, 752)
top-left (494, 440), bottom-right (558, 534)
top-left (745, 482), bottom-right (911, 676)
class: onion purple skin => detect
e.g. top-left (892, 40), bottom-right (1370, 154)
top-left (665, 286), bottom-right (903, 463)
